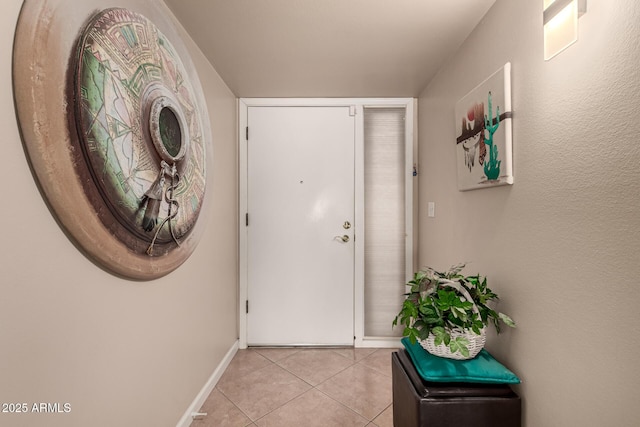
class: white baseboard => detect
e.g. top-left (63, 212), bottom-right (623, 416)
top-left (176, 340), bottom-right (239, 427)
top-left (355, 337), bottom-right (403, 348)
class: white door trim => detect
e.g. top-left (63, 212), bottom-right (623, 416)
top-left (238, 98), bottom-right (415, 349)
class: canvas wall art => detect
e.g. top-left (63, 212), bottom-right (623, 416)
top-left (455, 63), bottom-right (513, 191)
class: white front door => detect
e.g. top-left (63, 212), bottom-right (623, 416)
top-left (246, 106), bottom-right (355, 346)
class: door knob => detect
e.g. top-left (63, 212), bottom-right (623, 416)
top-left (334, 235), bottom-right (350, 243)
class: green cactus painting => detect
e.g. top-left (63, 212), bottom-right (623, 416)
top-left (454, 63), bottom-right (513, 191)
top-left (483, 91), bottom-right (501, 181)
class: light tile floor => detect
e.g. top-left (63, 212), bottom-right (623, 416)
top-left (192, 347), bottom-right (397, 427)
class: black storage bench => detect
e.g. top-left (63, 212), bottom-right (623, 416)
top-left (392, 350), bottom-right (521, 427)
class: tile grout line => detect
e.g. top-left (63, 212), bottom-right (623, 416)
top-left (214, 385), bottom-right (258, 425)
top-left (272, 349), bottom-right (359, 387)
top-left (211, 347), bottom-right (394, 426)
top-left (254, 349), bottom-right (372, 423)
top-left (369, 402), bottom-right (393, 425)
top-left (312, 384), bottom-right (375, 423)
top-left (216, 353), bottom-right (281, 424)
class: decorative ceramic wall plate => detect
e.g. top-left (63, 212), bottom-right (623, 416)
top-left (13, 1), bottom-right (212, 280)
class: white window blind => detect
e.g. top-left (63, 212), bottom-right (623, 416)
top-left (363, 107), bottom-right (406, 337)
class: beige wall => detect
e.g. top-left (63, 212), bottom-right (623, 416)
top-left (0, 1), bottom-right (237, 426)
top-left (418, 0), bottom-right (640, 426)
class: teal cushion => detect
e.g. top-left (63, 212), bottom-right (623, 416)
top-left (401, 337), bottom-right (521, 384)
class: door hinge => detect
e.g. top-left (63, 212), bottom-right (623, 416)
top-left (246, 126), bottom-right (249, 140)
top-left (246, 300), bottom-right (249, 314)
top-left (245, 213), bottom-right (249, 226)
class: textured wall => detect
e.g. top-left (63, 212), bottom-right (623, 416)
top-left (418, 0), bottom-right (640, 426)
top-left (0, 0), bottom-right (237, 426)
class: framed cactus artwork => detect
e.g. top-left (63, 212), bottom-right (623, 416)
top-left (455, 63), bottom-right (513, 191)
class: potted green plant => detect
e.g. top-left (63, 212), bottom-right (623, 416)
top-left (393, 263), bottom-right (516, 360)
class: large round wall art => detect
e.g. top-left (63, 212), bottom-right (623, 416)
top-left (13, 1), bottom-right (212, 280)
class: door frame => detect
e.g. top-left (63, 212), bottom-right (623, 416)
top-left (238, 98), bottom-right (416, 349)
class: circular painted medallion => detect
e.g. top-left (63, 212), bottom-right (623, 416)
top-left (76, 8), bottom-right (206, 249)
top-left (13, 4), bottom-right (211, 280)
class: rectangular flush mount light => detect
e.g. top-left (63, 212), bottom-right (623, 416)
top-left (543, 0), bottom-right (587, 60)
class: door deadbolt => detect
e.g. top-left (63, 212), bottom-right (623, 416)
top-left (343, 221), bottom-right (351, 230)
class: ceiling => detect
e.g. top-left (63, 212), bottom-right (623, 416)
top-left (163, 0), bottom-right (497, 98)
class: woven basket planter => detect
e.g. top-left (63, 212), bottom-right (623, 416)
top-left (419, 328), bottom-right (486, 360)
top-left (419, 278), bottom-right (486, 360)
top-left (396, 265), bottom-right (516, 362)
